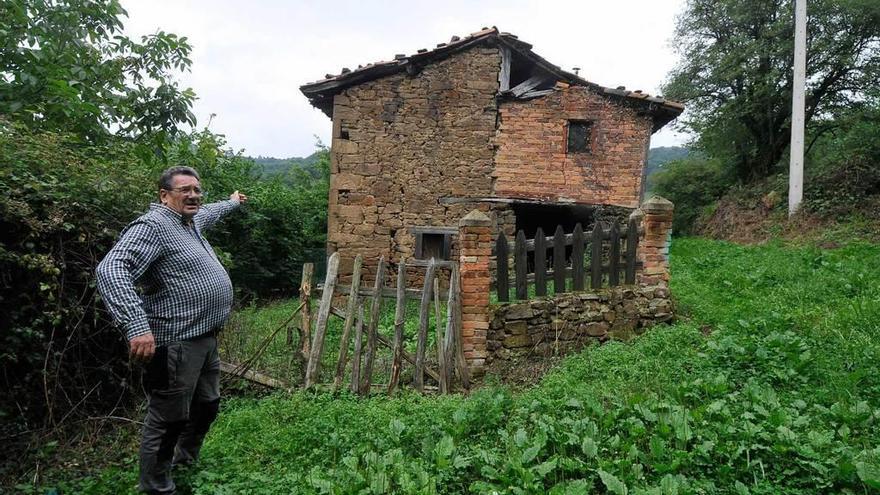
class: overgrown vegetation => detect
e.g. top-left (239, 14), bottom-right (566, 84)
top-left (45, 238), bottom-right (880, 493)
top-left (0, 0), bottom-right (329, 467)
top-left (654, 0), bottom-right (880, 235)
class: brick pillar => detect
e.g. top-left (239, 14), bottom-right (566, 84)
top-left (458, 210), bottom-right (492, 375)
top-left (637, 196), bottom-right (674, 286)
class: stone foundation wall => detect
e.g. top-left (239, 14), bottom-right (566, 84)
top-left (487, 285), bottom-right (673, 363)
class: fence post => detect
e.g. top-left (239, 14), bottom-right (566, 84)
top-left (638, 196), bottom-right (674, 286)
top-left (458, 210), bottom-right (492, 376)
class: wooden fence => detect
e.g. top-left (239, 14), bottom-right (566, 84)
top-left (303, 253), bottom-right (469, 395)
top-left (494, 220), bottom-right (642, 302)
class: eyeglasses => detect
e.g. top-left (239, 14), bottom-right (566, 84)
top-left (164, 186), bottom-right (204, 196)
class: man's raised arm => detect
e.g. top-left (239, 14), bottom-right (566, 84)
top-left (194, 190), bottom-right (248, 231)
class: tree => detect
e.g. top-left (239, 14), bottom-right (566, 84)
top-left (662, 0), bottom-right (880, 182)
top-left (0, 0), bottom-right (195, 147)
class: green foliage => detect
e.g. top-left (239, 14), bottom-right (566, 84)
top-left (650, 156), bottom-right (733, 234)
top-left (251, 153), bottom-right (325, 181)
top-left (56, 238), bottom-right (880, 493)
top-left (803, 106), bottom-right (880, 218)
top-left (663, 0), bottom-right (880, 182)
top-left (645, 146), bottom-right (691, 187)
top-left (0, 0), bottom-right (196, 147)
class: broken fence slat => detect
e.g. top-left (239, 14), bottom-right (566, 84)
top-left (349, 300), bottom-right (366, 394)
top-left (305, 253), bottom-right (339, 388)
top-left (359, 257), bottom-right (387, 395)
top-left (220, 361), bottom-right (288, 389)
top-left (333, 255), bottom-right (363, 391)
top-left (387, 262), bottom-right (408, 395)
top-left (434, 275), bottom-right (449, 394)
top-left (494, 233), bottom-right (510, 302)
top-left (414, 259), bottom-right (436, 393)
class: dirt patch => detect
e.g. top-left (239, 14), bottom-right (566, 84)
top-left (481, 355), bottom-right (568, 389)
top-left (696, 187), bottom-right (880, 246)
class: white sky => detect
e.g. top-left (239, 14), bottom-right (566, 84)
top-left (122, 0), bottom-right (690, 158)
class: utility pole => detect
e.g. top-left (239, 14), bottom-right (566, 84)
top-left (789, 0), bottom-right (807, 216)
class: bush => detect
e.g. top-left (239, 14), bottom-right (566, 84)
top-left (0, 120), bottom-right (328, 448)
top-left (650, 156), bottom-right (733, 235)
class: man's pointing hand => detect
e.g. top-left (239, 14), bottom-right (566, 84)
top-left (230, 190), bottom-right (248, 203)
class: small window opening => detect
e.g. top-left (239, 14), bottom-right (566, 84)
top-left (567, 120), bottom-right (593, 154)
top-left (339, 129), bottom-right (350, 140)
top-left (414, 231), bottom-right (452, 261)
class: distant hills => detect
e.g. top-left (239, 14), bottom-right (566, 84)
top-left (251, 146), bottom-right (689, 180)
top-left (250, 152), bottom-right (323, 178)
top-left (646, 146), bottom-right (690, 177)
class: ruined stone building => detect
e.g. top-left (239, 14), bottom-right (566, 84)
top-left (300, 27), bottom-right (683, 275)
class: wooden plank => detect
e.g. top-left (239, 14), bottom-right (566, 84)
top-left (571, 223), bottom-right (585, 291)
top-left (297, 263), bottom-right (314, 380)
top-left (360, 257), bottom-right (387, 395)
top-left (534, 227), bottom-right (547, 297)
top-left (220, 361), bottom-right (288, 389)
top-left (494, 233), bottom-right (510, 302)
top-left (414, 259), bottom-right (436, 393)
top-left (305, 253), bottom-right (338, 388)
top-left (510, 74), bottom-right (549, 97)
top-left (440, 267), bottom-right (455, 393)
top-left (433, 276), bottom-right (448, 394)
top-left (515, 230), bottom-right (528, 300)
top-left (321, 284), bottom-right (450, 301)
top-left (349, 301), bottom-right (365, 394)
top-left (625, 218), bottom-right (639, 285)
top-left (609, 223), bottom-right (621, 287)
top-left (553, 225), bottom-right (567, 293)
top-left (450, 264), bottom-right (470, 391)
top-left (333, 255), bottom-right (363, 391)
top-left (590, 223), bottom-right (603, 289)
top-left (498, 46), bottom-right (511, 91)
top-left (387, 262), bottom-right (408, 395)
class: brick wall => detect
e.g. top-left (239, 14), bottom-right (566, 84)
top-left (494, 86), bottom-right (653, 208)
top-left (328, 46), bottom-right (501, 279)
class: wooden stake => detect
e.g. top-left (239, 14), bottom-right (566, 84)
top-left (359, 257), bottom-right (386, 395)
top-left (305, 253), bottom-right (339, 388)
top-left (414, 259), bottom-right (436, 392)
top-left (387, 262), bottom-right (407, 395)
top-left (333, 255), bottom-right (363, 391)
top-left (349, 300), bottom-right (365, 394)
top-left (297, 263), bottom-right (314, 379)
top-left (450, 264), bottom-right (470, 390)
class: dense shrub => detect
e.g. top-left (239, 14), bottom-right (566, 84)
top-left (0, 120), bottom-right (328, 445)
top-left (649, 156), bottom-right (733, 235)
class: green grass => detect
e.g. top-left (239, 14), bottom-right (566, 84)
top-left (222, 293), bottom-right (451, 389)
top-left (56, 238), bottom-right (880, 494)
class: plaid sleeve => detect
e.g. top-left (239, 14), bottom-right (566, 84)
top-left (194, 199), bottom-right (240, 231)
top-left (95, 221), bottom-right (162, 341)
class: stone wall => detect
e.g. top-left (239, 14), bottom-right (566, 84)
top-left (494, 85), bottom-right (653, 208)
top-left (328, 46), bottom-right (501, 280)
top-left (487, 285), bottom-right (673, 363)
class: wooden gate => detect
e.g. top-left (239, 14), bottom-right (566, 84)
top-left (221, 254), bottom-right (468, 394)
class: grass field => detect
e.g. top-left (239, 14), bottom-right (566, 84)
top-left (54, 238), bottom-right (880, 494)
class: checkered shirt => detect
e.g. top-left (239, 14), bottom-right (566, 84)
top-left (96, 200), bottom-right (240, 345)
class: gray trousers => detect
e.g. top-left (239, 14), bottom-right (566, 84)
top-left (139, 334), bottom-right (220, 494)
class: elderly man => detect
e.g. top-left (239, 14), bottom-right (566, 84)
top-left (96, 166), bottom-right (247, 494)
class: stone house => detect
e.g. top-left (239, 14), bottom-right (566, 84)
top-left (300, 27), bottom-right (683, 278)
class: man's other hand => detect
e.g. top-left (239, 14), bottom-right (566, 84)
top-left (130, 332), bottom-right (156, 362)
top-left (230, 190), bottom-right (248, 203)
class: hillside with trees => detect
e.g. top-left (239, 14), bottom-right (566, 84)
top-left (654, 0), bottom-right (880, 236)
